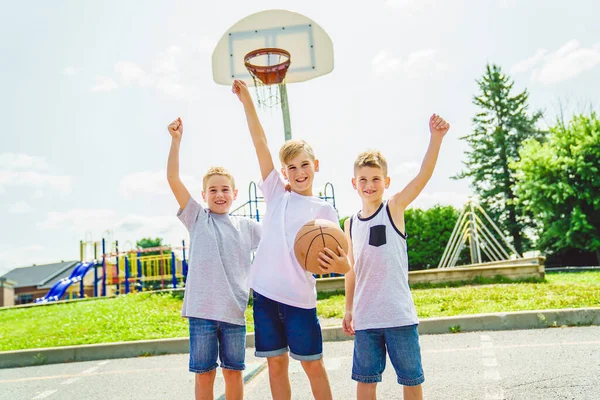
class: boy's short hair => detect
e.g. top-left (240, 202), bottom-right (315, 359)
top-left (279, 139), bottom-right (316, 165)
top-left (354, 150), bottom-right (388, 176)
top-left (202, 166), bottom-right (236, 191)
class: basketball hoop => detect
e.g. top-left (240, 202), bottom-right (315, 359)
top-left (244, 48), bottom-right (291, 108)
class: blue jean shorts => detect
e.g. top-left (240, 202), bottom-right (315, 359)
top-left (252, 290), bottom-right (323, 361)
top-left (352, 324), bottom-right (424, 386)
top-left (188, 317), bottom-right (246, 374)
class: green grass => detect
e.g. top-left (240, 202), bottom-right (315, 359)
top-left (1, 271), bottom-right (599, 352)
top-left (317, 271), bottom-right (600, 319)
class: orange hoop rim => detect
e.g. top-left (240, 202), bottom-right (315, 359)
top-left (244, 48), bottom-right (291, 85)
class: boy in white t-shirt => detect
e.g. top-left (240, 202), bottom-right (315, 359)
top-left (232, 79), bottom-right (350, 400)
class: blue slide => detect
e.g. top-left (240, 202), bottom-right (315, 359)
top-left (35, 261), bottom-right (96, 303)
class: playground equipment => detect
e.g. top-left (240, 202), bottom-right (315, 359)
top-left (99, 239), bottom-right (189, 297)
top-left (34, 176), bottom-right (337, 303)
top-left (213, 9), bottom-right (334, 140)
top-left (230, 181), bottom-right (337, 221)
top-left (34, 239), bottom-right (190, 303)
top-left (34, 261), bottom-right (98, 303)
top-left (438, 199), bottom-right (522, 268)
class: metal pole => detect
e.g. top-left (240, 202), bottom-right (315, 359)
top-left (125, 256), bottom-right (130, 294)
top-left (102, 238), bottom-right (106, 297)
top-left (279, 84), bottom-right (292, 141)
top-left (171, 252), bottom-right (177, 288)
top-left (115, 240), bottom-right (120, 295)
top-left (182, 240), bottom-right (188, 282)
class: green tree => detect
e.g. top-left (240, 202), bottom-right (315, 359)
top-left (339, 216), bottom-right (350, 231)
top-left (405, 205), bottom-right (469, 269)
top-left (454, 64), bottom-right (544, 255)
top-left (136, 237), bottom-right (168, 256)
top-left (512, 113), bottom-right (600, 264)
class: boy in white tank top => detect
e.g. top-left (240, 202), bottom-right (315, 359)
top-left (232, 79), bottom-right (351, 400)
top-left (319, 114), bottom-right (450, 400)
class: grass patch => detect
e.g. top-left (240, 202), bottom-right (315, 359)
top-left (1, 271), bottom-right (598, 351)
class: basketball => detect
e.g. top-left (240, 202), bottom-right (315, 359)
top-left (294, 219), bottom-right (349, 274)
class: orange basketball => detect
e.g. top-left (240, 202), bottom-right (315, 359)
top-left (294, 219), bottom-right (349, 274)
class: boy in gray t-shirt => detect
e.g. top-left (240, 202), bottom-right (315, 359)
top-left (167, 117), bottom-right (261, 400)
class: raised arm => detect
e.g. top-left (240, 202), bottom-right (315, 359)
top-left (389, 114), bottom-right (450, 212)
top-left (166, 117), bottom-right (191, 209)
top-left (232, 79), bottom-right (275, 181)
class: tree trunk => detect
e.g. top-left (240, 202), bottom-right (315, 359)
top-left (596, 248), bottom-right (600, 266)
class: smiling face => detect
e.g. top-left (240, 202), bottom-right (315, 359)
top-left (281, 150), bottom-right (319, 196)
top-left (202, 174), bottom-right (237, 214)
top-left (352, 166), bottom-right (390, 203)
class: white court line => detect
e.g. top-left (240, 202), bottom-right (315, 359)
top-left (484, 369), bottom-right (501, 381)
top-left (81, 366), bottom-right (99, 374)
top-left (61, 377), bottom-right (80, 385)
top-left (482, 358), bottom-right (498, 367)
top-left (97, 361), bottom-right (110, 366)
top-left (480, 334), bottom-right (504, 400)
top-left (32, 390), bottom-right (57, 399)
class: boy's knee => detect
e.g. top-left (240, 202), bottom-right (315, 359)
top-left (222, 368), bottom-right (243, 379)
top-left (300, 358), bottom-right (325, 376)
top-left (267, 354), bottom-right (289, 375)
top-left (195, 369), bottom-right (216, 385)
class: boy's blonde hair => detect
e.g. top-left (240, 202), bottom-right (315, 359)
top-left (354, 150), bottom-right (388, 176)
top-left (202, 166), bottom-right (236, 191)
top-left (279, 139), bottom-right (316, 165)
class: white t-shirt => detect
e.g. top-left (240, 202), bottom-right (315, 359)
top-left (248, 169), bottom-right (339, 309)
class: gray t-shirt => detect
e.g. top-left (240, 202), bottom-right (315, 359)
top-left (178, 197), bottom-right (261, 326)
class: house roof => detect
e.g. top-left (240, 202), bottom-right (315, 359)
top-left (39, 263), bottom-right (85, 289)
top-left (0, 261), bottom-right (80, 288)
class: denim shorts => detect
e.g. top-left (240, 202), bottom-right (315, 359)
top-left (188, 317), bottom-right (246, 374)
top-left (352, 324), bottom-right (424, 386)
top-left (252, 290), bottom-right (323, 361)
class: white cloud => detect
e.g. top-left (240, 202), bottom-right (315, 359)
top-left (91, 75), bottom-right (118, 92)
top-left (115, 61), bottom-right (154, 87)
top-left (512, 40), bottom-right (600, 84)
top-left (8, 201), bottom-right (32, 214)
top-left (39, 209), bottom-right (117, 231)
top-left (408, 191), bottom-right (470, 210)
top-left (0, 171), bottom-right (71, 194)
top-left (63, 66), bottom-right (77, 75)
top-left (119, 170), bottom-right (202, 199)
top-left (372, 49), bottom-right (448, 78)
top-left (511, 49), bottom-right (547, 73)
top-left (0, 245), bottom-right (46, 276)
top-left (37, 209), bottom-right (187, 253)
top-left (95, 45), bottom-right (192, 99)
top-left (389, 162), bottom-right (421, 188)
top-left (153, 46), bottom-right (182, 75)
top-left (0, 153), bottom-right (47, 170)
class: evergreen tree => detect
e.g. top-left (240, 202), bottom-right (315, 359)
top-left (454, 64), bottom-right (544, 255)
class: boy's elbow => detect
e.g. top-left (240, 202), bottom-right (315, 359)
top-left (167, 173), bottom-right (180, 183)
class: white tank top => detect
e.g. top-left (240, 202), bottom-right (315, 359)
top-left (350, 201), bottom-right (418, 330)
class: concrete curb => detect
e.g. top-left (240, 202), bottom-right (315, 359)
top-left (2, 307), bottom-right (598, 369)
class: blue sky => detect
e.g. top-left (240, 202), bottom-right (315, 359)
top-left (1, 0), bottom-right (599, 275)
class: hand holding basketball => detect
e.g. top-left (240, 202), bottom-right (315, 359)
top-left (429, 114), bottom-right (450, 139)
top-left (318, 246), bottom-right (351, 274)
top-left (294, 219), bottom-right (350, 275)
top-left (232, 79), bottom-right (251, 103)
top-left (168, 117), bottom-right (183, 140)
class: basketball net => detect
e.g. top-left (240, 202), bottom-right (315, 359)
top-left (244, 48), bottom-right (290, 109)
